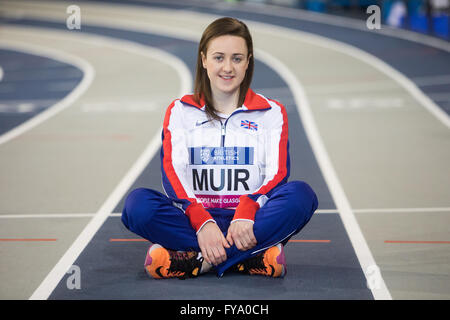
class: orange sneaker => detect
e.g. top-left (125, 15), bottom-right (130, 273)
top-left (144, 244), bottom-right (203, 279)
top-left (234, 244), bottom-right (286, 278)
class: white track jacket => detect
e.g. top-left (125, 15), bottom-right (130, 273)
top-left (161, 89), bottom-right (290, 232)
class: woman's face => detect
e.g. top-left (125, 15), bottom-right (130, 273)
top-left (201, 35), bottom-right (250, 97)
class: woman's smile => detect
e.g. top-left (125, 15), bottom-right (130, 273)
top-left (219, 75), bottom-right (234, 80)
top-left (219, 74), bottom-right (235, 83)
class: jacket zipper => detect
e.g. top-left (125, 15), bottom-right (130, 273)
top-left (221, 121), bottom-right (226, 147)
top-left (220, 109), bottom-right (245, 147)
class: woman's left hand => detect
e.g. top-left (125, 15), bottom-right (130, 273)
top-left (226, 220), bottom-right (257, 251)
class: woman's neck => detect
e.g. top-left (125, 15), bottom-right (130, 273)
top-left (212, 88), bottom-right (240, 115)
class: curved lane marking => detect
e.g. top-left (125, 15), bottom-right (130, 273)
top-left (0, 40), bottom-right (95, 146)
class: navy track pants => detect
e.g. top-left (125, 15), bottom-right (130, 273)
top-left (121, 180), bottom-right (318, 276)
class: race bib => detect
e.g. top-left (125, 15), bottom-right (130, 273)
top-left (188, 146), bottom-right (260, 208)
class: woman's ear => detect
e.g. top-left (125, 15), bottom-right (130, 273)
top-left (245, 53), bottom-right (252, 70)
top-left (201, 51), bottom-right (207, 69)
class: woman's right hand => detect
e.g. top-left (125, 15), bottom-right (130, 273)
top-left (197, 221), bottom-right (230, 266)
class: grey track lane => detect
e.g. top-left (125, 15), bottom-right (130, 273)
top-left (0, 49), bottom-right (83, 135)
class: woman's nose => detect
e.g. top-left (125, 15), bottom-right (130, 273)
top-left (223, 58), bottom-right (232, 72)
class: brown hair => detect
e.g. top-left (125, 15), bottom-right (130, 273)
top-left (194, 17), bottom-right (254, 121)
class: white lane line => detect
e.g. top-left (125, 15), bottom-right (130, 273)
top-left (0, 213), bottom-right (124, 219)
top-left (304, 80), bottom-right (404, 95)
top-left (0, 39), bottom-right (95, 146)
top-left (0, 213), bottom-right (96, 219)
top-left (28, 34), bottom-right (192, 301)
top-left (1, 212), bottom-right (337, 218)
top-left (412, 74), bottom-right (450, 87)
top-left (0, 65), bottom-right (3, 81)
top-left (3, 207), bottom-right (450, 219)
top-left (305, 74), bottom-right (450, 94)
top-left (109, 213), bottom-right (121, 217)
top-left (256, 47), bottom-right (392, 300)
top-left (353, 207), bottom-right (450, 214)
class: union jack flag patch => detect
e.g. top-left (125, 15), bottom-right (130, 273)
top-left (240, 120), bottom-right (258, 131)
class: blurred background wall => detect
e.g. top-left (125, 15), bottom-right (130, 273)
top-left (226, 0), bottom-right (450, 40)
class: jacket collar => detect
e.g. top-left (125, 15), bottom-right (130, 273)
top-left (180, 88), bottom-right (271, 111)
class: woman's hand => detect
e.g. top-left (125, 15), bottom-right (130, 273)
top-left (226, 220), bottom-right (257, 251)
top-left (197, 221), bottom-right (230, 266)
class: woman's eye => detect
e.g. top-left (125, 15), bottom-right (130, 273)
top-left (212, 56), bottom-right (243, 62)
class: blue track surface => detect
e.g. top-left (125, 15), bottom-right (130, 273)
top-left (0, 49), bottom-right (83, 135)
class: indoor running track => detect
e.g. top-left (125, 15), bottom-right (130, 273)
top-left (0, 0), bottom-right (449, 300)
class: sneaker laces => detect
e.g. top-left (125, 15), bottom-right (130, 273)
top-left (167, 251), bottom-right (203, 279)
top-left (238, 252), bottom-right (267, 273)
